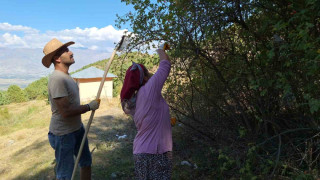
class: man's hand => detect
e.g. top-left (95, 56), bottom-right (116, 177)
top-left (87, 99), bottom-right (101, 111)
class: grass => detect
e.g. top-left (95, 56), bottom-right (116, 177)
top-left (0, 98), bottom-right (214, 180)
top-left (0, 100), bottom-right (50, 135)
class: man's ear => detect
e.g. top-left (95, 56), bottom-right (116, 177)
top-left (53, 56), bottom-right (61, 63)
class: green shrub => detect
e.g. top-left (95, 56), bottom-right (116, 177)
top-left (7, 85), bottom-right (27, 103)
top-left (24, 77), bottom-right (48, 100)
top-left (0, 90), bottom-right (9, 105)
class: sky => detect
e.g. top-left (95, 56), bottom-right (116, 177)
top-left (0, 0), bottom-right (135, 89)
top-left (0, 0), bottom-right (134, 51)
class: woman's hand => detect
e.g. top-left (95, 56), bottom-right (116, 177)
top-left (156, 49), bottom-right (170, 63)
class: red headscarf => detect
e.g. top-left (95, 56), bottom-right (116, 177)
top-left (120, 62), bottom-right (147, 102)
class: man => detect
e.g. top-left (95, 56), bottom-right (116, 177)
top-left (42, 38), bottom-right (100, 180)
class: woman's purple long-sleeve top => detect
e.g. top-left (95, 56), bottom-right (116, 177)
top-left (133, 60), bottom-right (172, 154)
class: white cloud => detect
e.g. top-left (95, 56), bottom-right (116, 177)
top-left (89, 45), bottom-right (99, 50)
top-left (0, 22), bottom-right (39, 34)
top-left (0, 22), bottom-right (128, 52)
top-left (0, 33), bottom-right (28, 48)
top-left (58, 26), bottom-right (124, 41)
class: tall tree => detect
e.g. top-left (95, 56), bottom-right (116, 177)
top-left (117, 0), bottom-right (320, 178)
top-left (117, 0), bottom-right (320, 135)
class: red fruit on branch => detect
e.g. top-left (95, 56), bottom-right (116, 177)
top-left (290, 10), bottom-right (296, 15)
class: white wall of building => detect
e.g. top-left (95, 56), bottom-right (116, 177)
top-left (78, 81), bottom-right (113, 102)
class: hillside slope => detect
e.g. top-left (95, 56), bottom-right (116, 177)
top-left (0, 99), bottom-right (212, 179)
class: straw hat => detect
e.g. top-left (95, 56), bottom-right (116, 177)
top-left (42, 38), bottom-right (74, 68)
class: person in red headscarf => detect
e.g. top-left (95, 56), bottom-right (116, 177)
top-left (120, 62), bottom-right (149, 116)
top-left (120, 44), bottom-right (173, 179)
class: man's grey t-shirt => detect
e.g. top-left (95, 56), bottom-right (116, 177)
top-left (48, 70), bottom-right (81, 136)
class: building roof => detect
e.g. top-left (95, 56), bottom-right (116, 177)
top-left (71, 67), bottom-right (117, 79)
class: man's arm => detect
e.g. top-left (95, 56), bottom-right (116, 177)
top-left (54, 97), bottom-right (100, 118)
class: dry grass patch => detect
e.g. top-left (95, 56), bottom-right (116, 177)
top-left (0, 98), bottom-right (135, 180)
top-left (0, 100), bottom-right (51, 136)
top-left (0, 128), bottom-right (55, 180)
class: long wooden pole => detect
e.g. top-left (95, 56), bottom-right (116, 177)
top-left (71, 49), bottom-right (118, 180)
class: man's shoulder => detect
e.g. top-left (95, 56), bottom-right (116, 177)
top-left (51, 70), bottom-right (66, 76)
top-left (49, 71), bottom-right (67, 80)
top-left (48, 71), bottom-right (68, 87)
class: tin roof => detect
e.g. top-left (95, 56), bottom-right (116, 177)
top-left (72, 67), bottom-right (117, 79)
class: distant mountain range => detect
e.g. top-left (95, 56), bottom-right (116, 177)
top-left (0, 48), bottom-right (111, 90)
